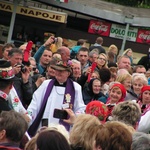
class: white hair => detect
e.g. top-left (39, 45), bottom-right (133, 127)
top-left (48, 123), bottom-right (70, 143)
top-left (71, 59), bottom-right (81, 65)
top-left (132, 73), bottom-right (148, 85)
top-left (117, 69), bottom-right (129, 76)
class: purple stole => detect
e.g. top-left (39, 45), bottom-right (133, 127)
top-left (28, 78), bottom-right (75, 137)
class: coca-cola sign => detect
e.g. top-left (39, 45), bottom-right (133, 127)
top-left (136, 29), bottom-right (150, 44)
top-left (88, 20), bottom-right (111, 36)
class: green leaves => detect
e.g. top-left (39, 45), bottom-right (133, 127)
top-left (102, 0), bottom-right (150, 8)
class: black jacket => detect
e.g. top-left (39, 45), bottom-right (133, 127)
top-left (0, 97), bottom-right (12, 111)
top-left (89, 45), bottom-right (106, 54)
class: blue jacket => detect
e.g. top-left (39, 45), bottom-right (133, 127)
top-left (34, 45), bottom-right (46, 75)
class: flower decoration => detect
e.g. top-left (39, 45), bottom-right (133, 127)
top-left (14, 97), bottom-right (19, 103)
top-left (12, 96), bottom-right (20, 107)
top-left (2, 93), bottom-right (7, 99)
top-left (0, 91), bottom-right (8, 100)
top-left (68, 60), bottom-right (73, 67)
top-left (8, 69), bottom-right (14, 77)
top-left (86, 101), bottom-right (108, 122)
top-left (1, 71), bottom-right (7, 78)
top-left (65, 93), bottom-right (71, 103)
top-left (0, 66), bottom-right (14, 79)
top-left (56, 60), bottom-right (73, 68)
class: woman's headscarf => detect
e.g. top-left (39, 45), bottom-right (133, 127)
top-left (138, 85), bottom-right (150, 115)
top-left (86, 101), bottom-right (108, 123)
top-left (107, 83), bottom-right (126, 104)
top-left (139, 85), bottom-right (150, 101)
top-left (88, 78), bottom-right (101, 95)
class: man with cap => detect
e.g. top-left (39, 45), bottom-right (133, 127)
top-left (27, 61), bottom-right (85, 136)
top-left (0, 59), bottom-right (15, 111)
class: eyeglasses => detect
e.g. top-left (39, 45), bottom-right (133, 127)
top-left (98, 57), bottom-right (106, 61)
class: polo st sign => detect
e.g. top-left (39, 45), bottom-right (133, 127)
top-left (110, 24), bottom-right (138, 42)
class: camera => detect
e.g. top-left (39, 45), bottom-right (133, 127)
top-left (21, 64), bottom-right (27, 73)
top-left (53, 37), bottom-right (58, 44)
top-left (14, 63), bottom-right (27, 73)
top-left (32, 67), bottom-right (36, 71)
top-left (53, 109), bottom-right (68, 119)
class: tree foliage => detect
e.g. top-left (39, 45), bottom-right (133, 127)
top-left (103, 0), bottom-right (150, 8)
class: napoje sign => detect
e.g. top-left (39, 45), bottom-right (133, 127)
top-left (0, 1), bottom-right (67, 23)
top-left (0, 2), bottom-right (13, 12)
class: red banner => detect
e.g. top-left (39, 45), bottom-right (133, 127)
top-left (136, 29), bottom-right (150, 44)
top-left (88, 20), bottom-right (111, 36)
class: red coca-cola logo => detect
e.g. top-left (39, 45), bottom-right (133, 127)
top-left (139, 33), bottom-right (150, 40)
top-left (90, 23), bottom-right (108, 32)
top-left (137, 30), bottom-right (150, 44)
top-left (88, 20), bottom-right (111, 36)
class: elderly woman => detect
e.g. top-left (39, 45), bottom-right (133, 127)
top-left (106, 83), bottom-right (126, 117)
top-left (125, 73), bottom-right (148, 101)
top-left (71, 59), bottom-right (82, 81)
top-left (82, 78), bottom-right (107, 104)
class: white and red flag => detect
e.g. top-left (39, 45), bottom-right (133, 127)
top-left (55, 0), bottom-right (68, 3)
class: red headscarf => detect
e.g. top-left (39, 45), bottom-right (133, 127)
top-left (138, 85), bottom-right (150, 101)
top-left (107, 83), bottom-right (126, 104)
top-left (138, 85), bottom-right (150, 115)
top-left (86, 101), bottom-right (108, 123)
top-left (141, 85), bottom-right (150, 94)
top-left (106, 83), bottom-right (126, 117)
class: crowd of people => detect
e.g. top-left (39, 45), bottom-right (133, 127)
top-left (0, 36), bottom-right (150, 150)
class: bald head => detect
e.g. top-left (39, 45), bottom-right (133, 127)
top-left (57, 46), bottom-right (70, 63)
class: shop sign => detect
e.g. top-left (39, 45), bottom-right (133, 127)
top-left (136, 29), bottom-right (150, 44)
top-left (0, 2), bottom-right (13, 12)
top-left (0, 1), bottom-right (67, 23)
top-left (110, 24), bottom-right (138, 42)
top-left (88, 20), bottom-right (111, 36)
